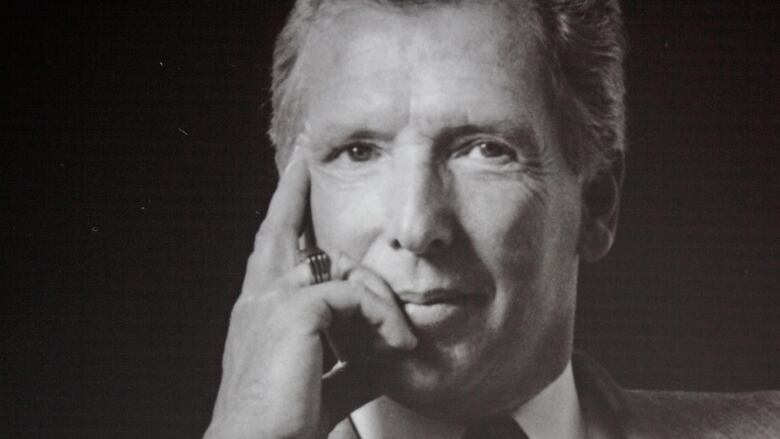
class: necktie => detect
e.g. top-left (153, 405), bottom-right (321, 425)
top-left (462, 416), bottom-right (529, 439)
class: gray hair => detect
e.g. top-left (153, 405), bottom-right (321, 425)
top-left (269, 0), bottom-right (626, 177)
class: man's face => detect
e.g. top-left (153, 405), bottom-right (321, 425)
top-left (298, 1), bottom-right (585, 419)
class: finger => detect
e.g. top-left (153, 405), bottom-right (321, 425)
top-left (341, 257), bottom-right (397, 305)
top-left (274, 251), bottom-right (390, 289)
top-left (246, 148), bottom-right (310, 282)
top-left (276, 258), bottom-right (324, 288)
top-left (340, 262), bottom-right (406, 354)
top-left (276, 251), bottom-right (350, 289)
top-left (327, 254), bottom-right (402, 354)
top-left (261, 146), bottom-right (309, 237)
top-left (279, 253), bottom-right (409, 341)
top-left (271, 254), bottom-right (416, 356)
top-left (277, 253), bottom-right (381, 361)
top-left (297, 280), bottom-right (417, 350)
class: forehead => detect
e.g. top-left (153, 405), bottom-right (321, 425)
top-left (300, 1), bottom-right (541, 77)
top-left (293, 1), bottom-right (548, 136)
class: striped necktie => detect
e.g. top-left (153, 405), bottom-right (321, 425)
top-left (462, 416), bottom-right (529, 439)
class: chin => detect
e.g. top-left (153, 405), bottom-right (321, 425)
top-left (367, 344), bottom-right (492, 420)
top-left (366, 328), bottom-right (574, 421)
top-left (375, 361), bottom-right (465, 419)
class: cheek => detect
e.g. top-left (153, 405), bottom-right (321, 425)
top-left (456, 180), bottom-right (544, 274)
top-left (457, 177), bottom-right (580, 323)
top-left (309, 170), bottom-right (385, 256)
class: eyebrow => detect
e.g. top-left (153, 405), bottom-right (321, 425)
top-left (312, 126), bottom-right (396, 150)
top-left (343, 129), bottom-right (395, 143)
top-left (435, 122), bottom-right (542, 155)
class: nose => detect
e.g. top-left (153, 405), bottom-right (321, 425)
top-left (387, 159), bottom-right (453, 255)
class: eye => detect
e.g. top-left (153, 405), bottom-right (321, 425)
top-left (340, 141), bottom-right (379, 162)
top-left (463, 141), bottom-right (517, 161)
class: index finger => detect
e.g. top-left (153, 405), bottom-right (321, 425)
top-left (249, 148), bottom-right (310, 279)
top-left (261, 148), bottom-right (310, 236)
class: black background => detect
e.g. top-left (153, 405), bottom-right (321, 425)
top-left (3, 1), bottom-right (778, 437)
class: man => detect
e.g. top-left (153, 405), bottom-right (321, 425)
top-left (205, 1), bottom-right (780, 438)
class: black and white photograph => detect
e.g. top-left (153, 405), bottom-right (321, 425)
top-left (4, 1), bottom-right (779, 437)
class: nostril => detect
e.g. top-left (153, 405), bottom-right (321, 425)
top-left (391, 234), bottom-right (448, 255)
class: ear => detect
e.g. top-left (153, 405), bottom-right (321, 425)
top-left (578, 153), bottom-right (624, 262)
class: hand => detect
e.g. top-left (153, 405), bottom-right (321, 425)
top-left (204, 150), bottom-right (417, 439)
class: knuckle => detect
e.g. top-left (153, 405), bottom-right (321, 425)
top-left (253, 241), bottom-right (277, 264)
top-left (352, 282), bottom-right (376, 300)
top-left (231, 288), bottom-right (281, 318)
top-left (246, 243), bottom-right (295, 282)
top-left (258, 217), bottom-right (296, 239)
top-left (252, 231), bottom-right (278, 258)
top-left (245, 250), bottom-right (268, 277)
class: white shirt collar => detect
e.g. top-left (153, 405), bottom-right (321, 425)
top-left (350, 361), bottom-right (584, 439)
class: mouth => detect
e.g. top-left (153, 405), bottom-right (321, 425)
top-left (396, 289), bottom-right (484, 305)
top-left (396, 289), bottom-right (486, 330)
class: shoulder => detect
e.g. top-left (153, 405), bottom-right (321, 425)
top-left (572, 351), bottom-right (780, 438)
top-left (623, 389), bottom-right (780, 438)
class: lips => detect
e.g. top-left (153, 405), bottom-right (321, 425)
top-left (395, 289), bottom-right (483, 306)
top-left (395, 288), bottom-right (486, 330)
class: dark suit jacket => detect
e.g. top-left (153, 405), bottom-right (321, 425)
top-left (329, 351), bottom-right (780, 438)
